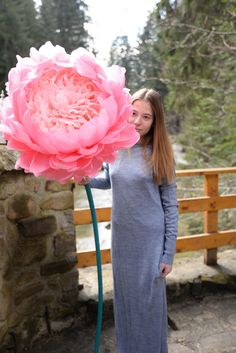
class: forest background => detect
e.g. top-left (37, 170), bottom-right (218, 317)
top-left (0, 0), bottom-right (235, 236)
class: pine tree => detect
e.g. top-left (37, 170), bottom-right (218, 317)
top-left (151, 0), bottom-right (236, 167)
top-left (39, 0), bottom-right (92, 53)
top-left (134, 11), bottom-right (168, 98)
top-left (0, 0), bottom-right (39, 92)
top-left (38, 0), bottom-right (58, 45)
top-left (109, 35), bottom-right (137, 91)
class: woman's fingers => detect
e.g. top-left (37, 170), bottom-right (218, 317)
top-left (79, 176), bottom-right (91, 185)
top-left (160, 262), bottom-right (172, 277)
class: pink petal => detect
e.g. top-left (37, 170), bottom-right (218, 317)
top-left (2, 42), bottom-right (138, 183)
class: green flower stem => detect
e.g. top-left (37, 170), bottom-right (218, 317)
top-left (85, 184), bottom-right (103, 353)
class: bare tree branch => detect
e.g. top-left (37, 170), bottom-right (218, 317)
top-left (142, 77), bottom-right (235, 93)
top-left (188, 144), bottom-right (212, 162)
top-left (161, 21), bottom-right (236, 36)
top-left (180, 23), bottom-right (236, 35)
top-left (172, 32), bottom-right (210, 50)
top-left (227, 9), bottom-right (236, 18)
top-left (221, 35), bottom-right (236, 51)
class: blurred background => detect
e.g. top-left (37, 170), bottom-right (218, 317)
top-left (0, 0), bottom-right (235, 252)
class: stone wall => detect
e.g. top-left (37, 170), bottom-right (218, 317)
top-left (0, 146), bottom-right (78, 351)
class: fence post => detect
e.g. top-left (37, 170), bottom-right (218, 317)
top-left (204, 173), bottom-right (218, 265)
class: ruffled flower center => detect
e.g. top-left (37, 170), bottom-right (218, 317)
top-left (26, 68), bottom-right (101, 130)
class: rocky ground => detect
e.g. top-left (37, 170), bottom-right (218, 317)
top-left (31, 293), bottom-right (236, 353)
top-left (30, 248), bottom-right (236, 353)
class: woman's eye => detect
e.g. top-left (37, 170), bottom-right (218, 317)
top-left (132, 111), bottom-right (137, 116)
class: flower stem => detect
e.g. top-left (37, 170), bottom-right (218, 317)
top-left (85, 184), bottom-right (103, 353)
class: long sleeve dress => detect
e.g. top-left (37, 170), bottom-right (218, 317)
top-left (89, 143), bottom-right (178, 353)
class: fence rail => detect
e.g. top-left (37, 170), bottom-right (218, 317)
top-left (73, 167), bottom-right (236, 268)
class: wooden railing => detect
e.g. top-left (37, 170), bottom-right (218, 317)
top-left (73, 167), bottom-right (236, 268)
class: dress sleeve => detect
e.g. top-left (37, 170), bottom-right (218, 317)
top-left (89, 163), bottom-right (111, 190)
top-left (159, 179), bottom-right (178, 265)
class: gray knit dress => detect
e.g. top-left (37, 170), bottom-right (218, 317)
top-left (90, 144), bottom-right (178, 353)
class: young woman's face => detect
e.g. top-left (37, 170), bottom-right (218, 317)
top-left (128, 99), bottom-right (154, 137)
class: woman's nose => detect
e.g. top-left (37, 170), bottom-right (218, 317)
top-left (134, 115), bottom-right (141, 124)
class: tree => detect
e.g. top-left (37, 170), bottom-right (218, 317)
top-left (0, 0), bottom-right (39, 92)
top-left (150, 0), bottom-right (236, 167)
top-left (109, 35), bottom-right (137, 91)
top-left (38, 0), bottom-right (58, 45)
top-left (134, 10), bottom-right (168, 98)
top-left (0, 0), bottom-right (93, 92)
top-left (39, 0), bottom-right (92, 53)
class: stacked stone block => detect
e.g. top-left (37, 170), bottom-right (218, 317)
top-left (0, 153), bottom-right (78, 351)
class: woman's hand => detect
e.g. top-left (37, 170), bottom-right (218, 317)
top-left (79, 176), bottom-right (91, 185)
top-left (160, 262), bottom-right (172, 277)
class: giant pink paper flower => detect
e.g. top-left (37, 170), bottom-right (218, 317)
top-left (0, 42), bottom-right (139, 183)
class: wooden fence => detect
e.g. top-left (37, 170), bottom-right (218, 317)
top-left (73, 167), bottom-right (236, 268)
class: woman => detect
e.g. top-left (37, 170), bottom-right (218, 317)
top-left (82, 88), bottom-right (178, 353)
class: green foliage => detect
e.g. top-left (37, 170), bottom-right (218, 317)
top-left (0, 0), bottom-right (39, 91)
top-left (120, 0), bottom-right (236, 167)
top-left (0, 0), bottom-right (93, 92)
top-left (108, 11), bottom-right (168, 97)
top-left (39, 0), bottom-right (92, 53)
top-left (38, 0), bottom-right (58, 45)
top-left (133, 13), bottom-right (168, 97)
top-left (155, 0), bottom-right (236, 167)
top-left (108, 35), bottom-right (138, 91)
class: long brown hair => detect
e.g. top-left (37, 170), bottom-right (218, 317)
top-left (132, 88), bottom-right (175, 184)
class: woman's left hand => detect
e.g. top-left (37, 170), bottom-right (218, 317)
top-left (78, 176), bottom-right (91, 185)
top-left (160, 262), bottom-right (172, 277)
